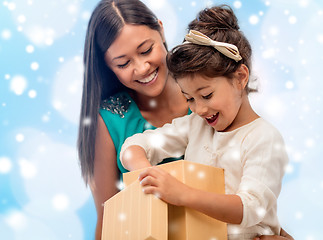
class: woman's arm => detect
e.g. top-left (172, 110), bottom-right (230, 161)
top-left (138, 166), bottom-right (243, 224)
top-left (89, 115), bottom-right (119, 240)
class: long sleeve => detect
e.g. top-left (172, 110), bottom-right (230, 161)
top-left (236, 122), bottom-right (288, 229)
top-left (120, 114), bottom-right (192, 166)
top-left (213, 118), bottom-right (289, 237)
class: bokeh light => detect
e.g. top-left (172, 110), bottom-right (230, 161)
top-left (1, 0), bottom-right (322, 239)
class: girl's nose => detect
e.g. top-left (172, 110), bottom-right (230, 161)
top-left (193, 102), bottom-right (208, 116)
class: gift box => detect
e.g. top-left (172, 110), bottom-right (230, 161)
top-left (102, 160), bottom-right (227, 240)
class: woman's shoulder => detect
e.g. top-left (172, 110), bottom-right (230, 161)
top-left (99, 91), bottom-right (149, 141)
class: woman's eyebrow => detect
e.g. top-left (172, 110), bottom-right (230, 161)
top-left (112, 40), bottom-right (152, 61)
top-left (112, 55), bottom-right (126, 61)
top-left (137, 39), bottom-right (150, 49)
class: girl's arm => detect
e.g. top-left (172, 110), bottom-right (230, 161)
top-left (138, 166), bottom-right (243, 224)
top-left (121, 115), bottom-right (191, 170)
top-left (121, 145), bottom-right (152, 171)
top-left (89, 115), bottom-right (120, 240)
top-left (138, 167), bottom-right (295, 239)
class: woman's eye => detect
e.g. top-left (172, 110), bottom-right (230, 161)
top-left (202, 93), bottom-right (213, 99)
top-left (186, 98), bottom-right (194, 102)
top-left (141, 46), bottom-right (153, 55)
top-left (117, 61), bottom-right (130, 68)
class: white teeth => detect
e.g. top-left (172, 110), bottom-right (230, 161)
top-left (137, 70), bottom-right (157, 83)
top-left (206, 113), bottom-right (218, 120)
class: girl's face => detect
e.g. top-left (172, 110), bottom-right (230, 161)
top-left (177, 73), bottom-right (247, 132)
top-left (105, 23), bottom-right (168, 97)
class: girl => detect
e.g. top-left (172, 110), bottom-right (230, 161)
top-left (120, 5), bottom-right (290, 240)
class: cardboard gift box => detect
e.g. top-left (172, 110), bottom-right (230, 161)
top-left (102, 160), bottom-right (227, 240)
top-left (101, 179), bottom-right (167, 240)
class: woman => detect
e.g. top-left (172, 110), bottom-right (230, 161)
top-left (77, 0), bottom-right (293, 239)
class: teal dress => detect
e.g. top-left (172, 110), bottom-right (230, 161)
top-left (99, 91), bottom-right (190, 177)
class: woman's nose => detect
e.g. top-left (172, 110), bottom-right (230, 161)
top-left (134, 59), bottom-right (150, 76)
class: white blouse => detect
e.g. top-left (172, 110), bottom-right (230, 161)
top-left (121, 113), bottom-right (289, 239)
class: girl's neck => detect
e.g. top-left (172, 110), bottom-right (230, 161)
top-left (224, 95), bottom-right (259, 132)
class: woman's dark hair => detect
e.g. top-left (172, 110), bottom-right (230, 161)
top-left (167, 5), bottom-right (255, 93)
top-left (78, 0), bottom-right (163, 184)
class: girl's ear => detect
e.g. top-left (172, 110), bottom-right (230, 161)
top-left (235, 64), bottom-right (249, 90)
top-left (158, 19), bottom-right (166, 43)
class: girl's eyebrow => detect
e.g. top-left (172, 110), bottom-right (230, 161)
top-left (196, 86), bottom-right (209, 92)
top-left (181, 86), bottom-right (209, 95)
top-left (112, 39), bottom-right (152, 61)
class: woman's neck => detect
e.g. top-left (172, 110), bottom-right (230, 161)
top-left (133, 76), bottom-right (186, 112)
top-left (130, 76), bottom-right (188, 127)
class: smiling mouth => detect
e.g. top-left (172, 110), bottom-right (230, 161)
top-left (205, 112), bottom-right (219, 124)
top-left (136, 69), bottom-right (158, 84)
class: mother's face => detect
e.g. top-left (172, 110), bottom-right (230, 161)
top-left (105, 23), bottom-right (169, 97)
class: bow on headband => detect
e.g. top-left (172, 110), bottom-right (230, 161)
top-left (184, 30), bottom-right (242, 62)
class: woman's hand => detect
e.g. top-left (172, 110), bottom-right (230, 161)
top-left (138, 166), bottom-right (191, 206)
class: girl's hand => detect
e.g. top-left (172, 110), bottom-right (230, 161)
top-left (253, 237), bottom-right (289, 240)
top-left (279, 228), bottom-right (294, 240)
top-left (254, 228), bottom-right (294, 240)
top-left (253, 228), bottom-right (294, 240)
top-left (138, 166), bottom-right (191, 206)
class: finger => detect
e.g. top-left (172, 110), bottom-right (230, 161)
top-left (138, 167), bottom-right (153, 181)
top-left (152, 166), bottom-right (168, 175)
top-left (138, 166), bottom-right (161, 181)
top-left (142, 185), bottom-right (160, 197)
top-left (140, 175), bottom-right (159, 187)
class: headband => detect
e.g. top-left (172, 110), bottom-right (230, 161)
top-left (184, 30), bottom-right (242, 62)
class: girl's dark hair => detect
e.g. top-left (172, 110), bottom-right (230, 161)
top-left (78, 0), bottom-right (163, 184)
top-left (167, 5), bottom-right (255, 93)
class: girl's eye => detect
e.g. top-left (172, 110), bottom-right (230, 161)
top-left (186, 97), bottom-right (194, 102)
top-left (202, 93), bottom-right (213, 99)
top-left (117, 60), bottom-right (130, 68)
top-left (141, 45), bottom-right (153, 55)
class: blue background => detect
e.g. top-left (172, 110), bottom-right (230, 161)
top-left (1, 0), bottom-right (322, 239)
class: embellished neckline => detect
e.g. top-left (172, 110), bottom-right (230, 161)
top-left (100, 92), bottom-right (132, 118)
